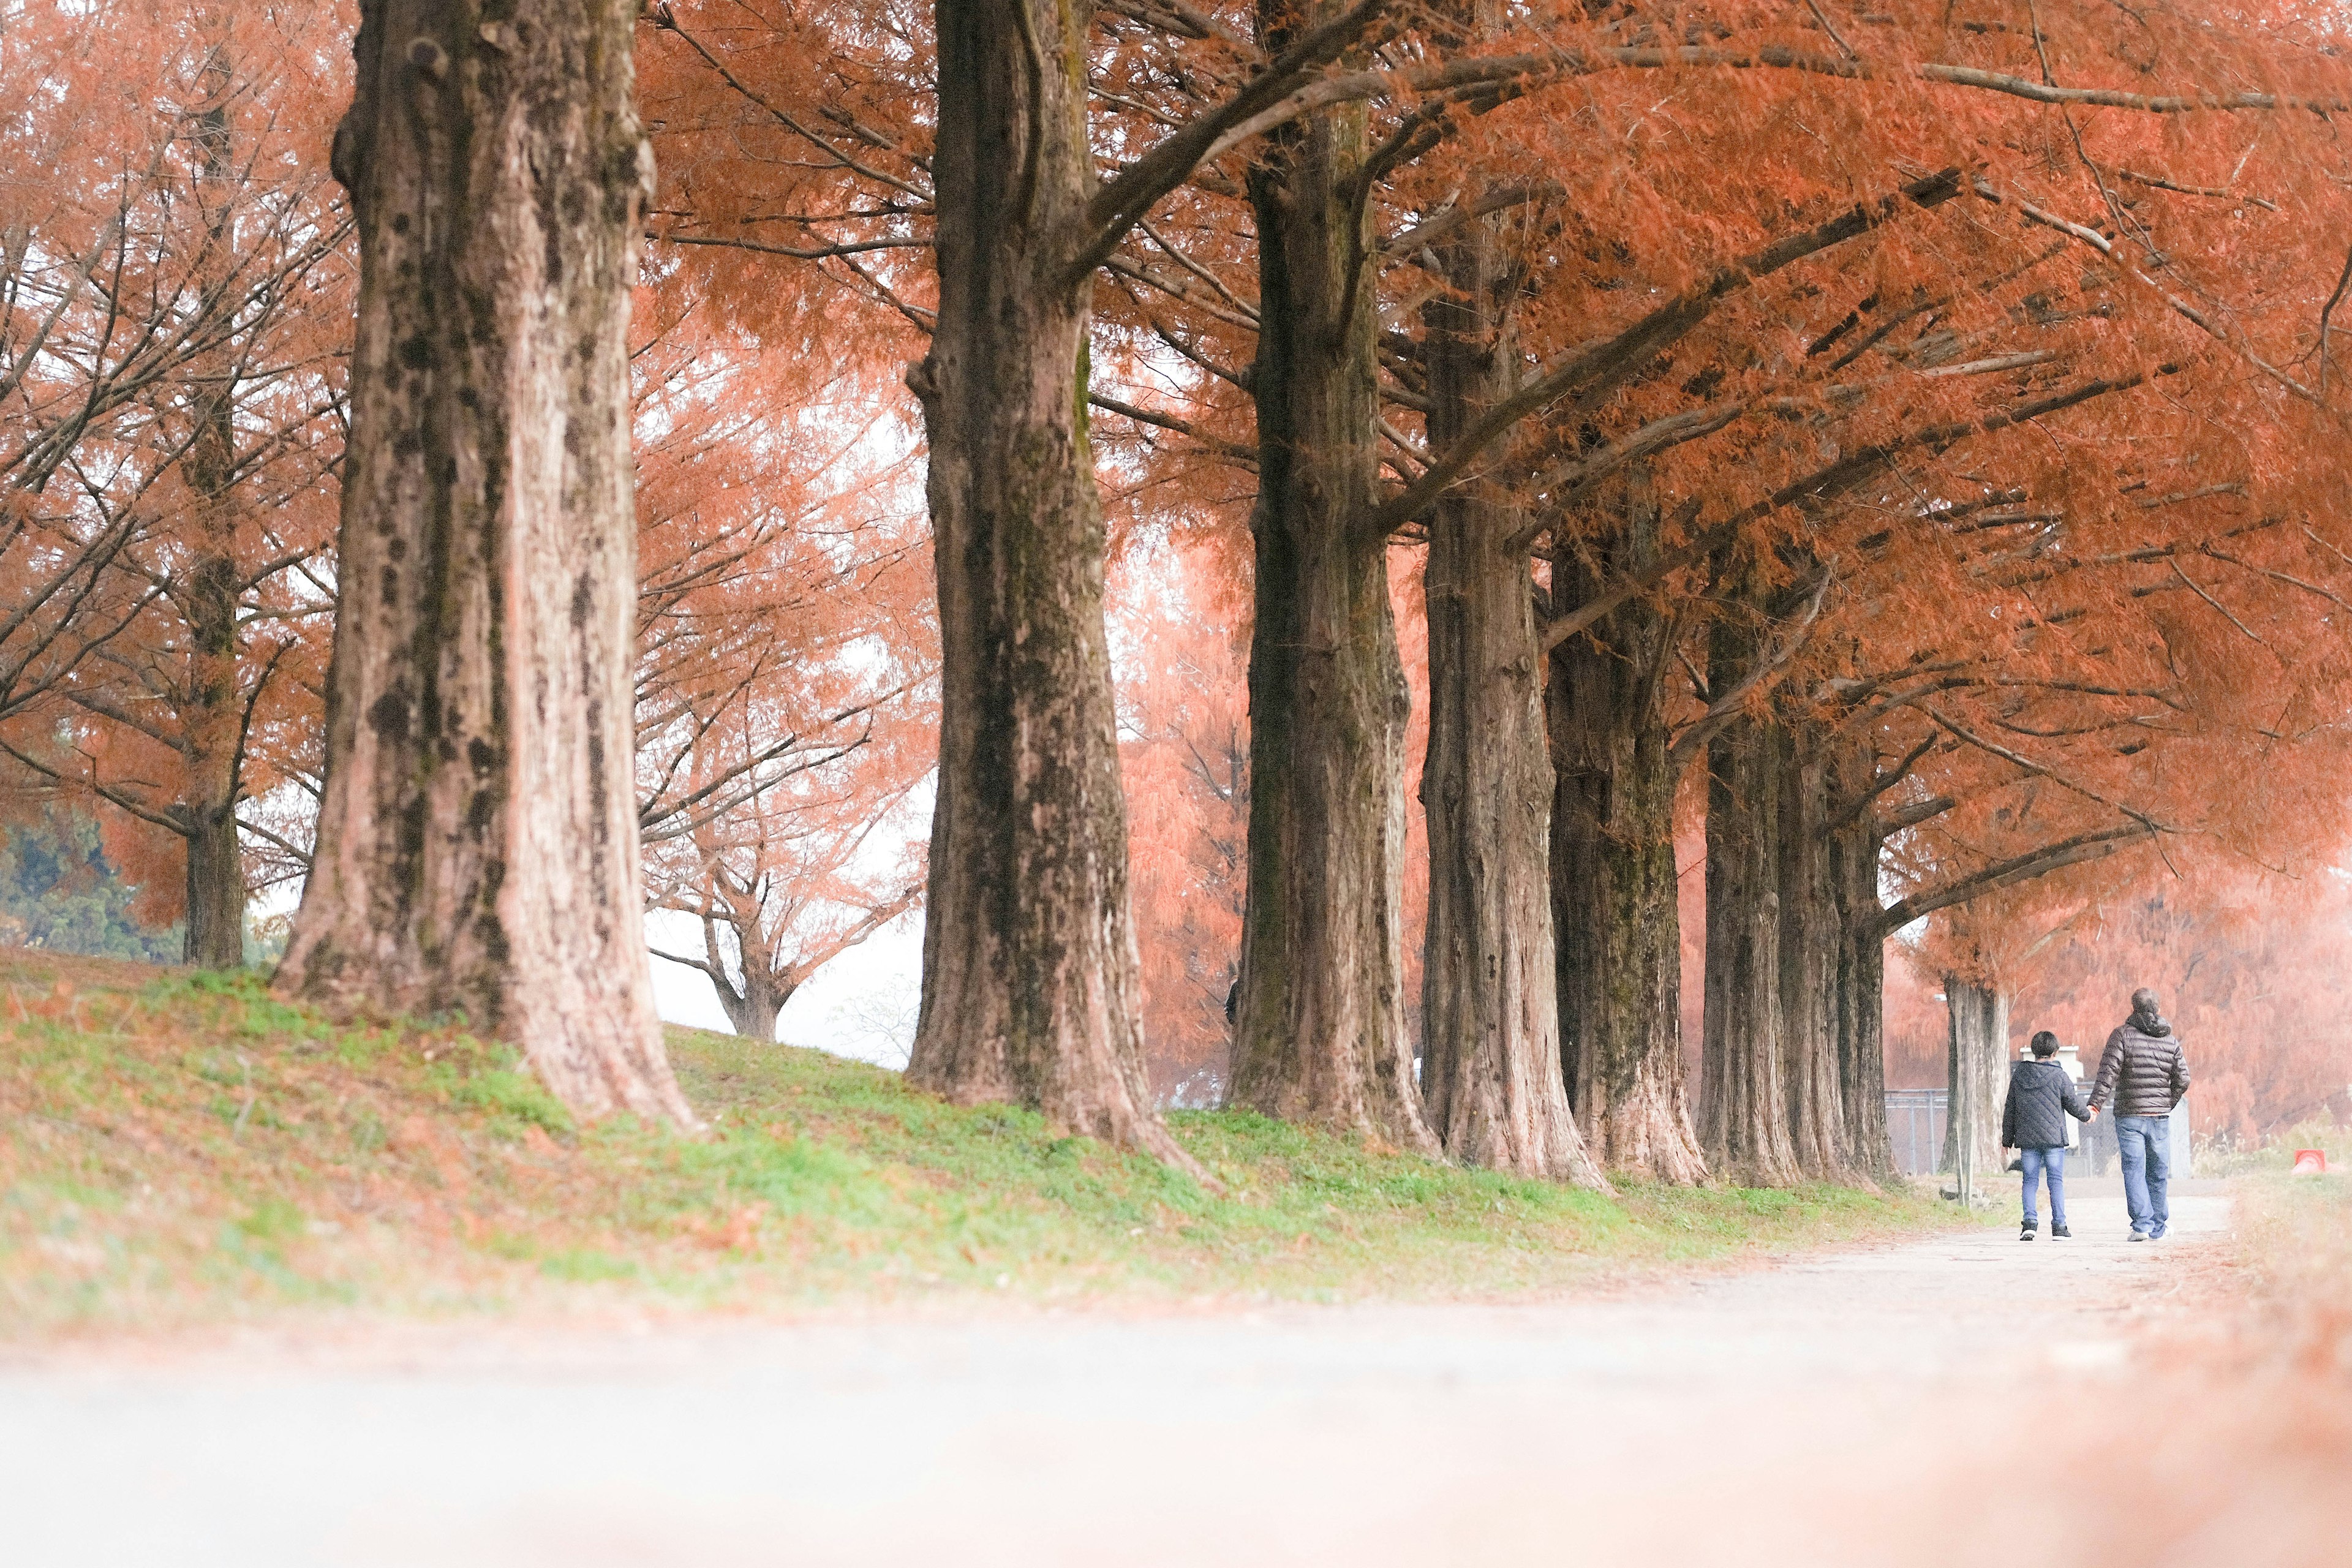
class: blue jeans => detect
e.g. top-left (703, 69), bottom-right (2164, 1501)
top-left (2020, 1147), bottom-right (2067, 1229)
top-left (2116, 1116), bottom-right (2171, 1235)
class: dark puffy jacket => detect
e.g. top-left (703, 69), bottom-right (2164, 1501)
top-left (2002, 1059), bottom-right (2090, 1150)
top-left (2090, 1022), bottom-right (2190, 1118)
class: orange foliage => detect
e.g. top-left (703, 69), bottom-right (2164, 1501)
top-left (0, 5), bottom-right (353, 929)
top-left (1114, 540), bottom-right (1249, 1102)
top-left (11, 0), bottom-right (2352, 1143)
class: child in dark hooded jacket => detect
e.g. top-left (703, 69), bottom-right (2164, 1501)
top-left (2002, 1030), bottom-right (2094, 1240)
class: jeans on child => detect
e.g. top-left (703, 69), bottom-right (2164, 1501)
top-left (2019, 1146), bottom-right (2067, 1230)
top-left (2116, 1115), bottom-right (2171, 1236)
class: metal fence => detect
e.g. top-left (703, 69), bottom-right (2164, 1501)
top-left (1882, 1085), bottom-right (2193, 1178)
top-left (1885, 1089), bottom-right (1948, 1177)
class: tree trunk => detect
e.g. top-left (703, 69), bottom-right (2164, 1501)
top-left (176, 59), bottom-right (247, 971)
top-left (1547, 489), bottom-right (1706, 1185)
top-left (1699, 606), bottom-right (1800, 1184)
top-left (1943, 975), bottom-right (2010, 1187)
top-left (1774, 721), bottom-right (1850, 1179)
top-left (1417, 180), bottom-right (1600, 1185)
top-left (900, 0), bottom-right (1184, 1165)
top-left (1827, 736), bottom-right (1896, 1177)
top-left (1226, 9), bottom-right (1434, 1155)
top-left (178, 361), bottom-right (247, 970)
top-left (702, 911), bottom-right (791, 1042)
top-left (720, 970), bottom-right (788, 1042)
top-left (276, 0), bottom-right (692, 1125)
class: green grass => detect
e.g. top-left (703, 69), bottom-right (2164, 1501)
top-left (0, 947), bottom-right (1973, 1338)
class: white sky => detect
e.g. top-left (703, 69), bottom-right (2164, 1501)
top-left (646, 908), bottom-right (924, 1070)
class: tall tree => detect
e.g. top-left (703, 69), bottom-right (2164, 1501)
top-left (1227, 2), bottom-right (1437, 1155)
top-left (1413, 4), bottom-right (1603, 1185)
top-left (899, 0), bottom-right (1183, 1158)
top-left (275, 0), bottom-right (692, 1123)
top-left (1547, 482), bottom-right (1708, 1184)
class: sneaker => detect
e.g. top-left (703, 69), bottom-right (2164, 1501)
top-left (2129, 1231), bottom-right (2149, 1242)
top-left (2051, 1224), bottom-right (2072, 1238)
top-left (2020, 1224), bottom-right (2037, 1241)
top-left (2149, 1226), bottom-right (2166, 1240)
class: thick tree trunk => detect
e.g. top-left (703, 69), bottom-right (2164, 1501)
top-left (1547, 492), bottom-right (1706, 1185)
top-left (1827, 737), bottom-right (1896, 1177)
top-left (1943, 975), bottom-right (2010, 1185)
top-left (1774, 722), bottom-right (1849, 1179)
top-left (1699, 606), bottom-right (1800, 1184)
top-left (1227, 9), bottom-right (1434, 1155)
top-left (1417, 190), bottom-right (1601, 1185)
top-left (277, 0), bottom-right (691, 1125)
top-left (901, 0), bottom-right (1183, 1164)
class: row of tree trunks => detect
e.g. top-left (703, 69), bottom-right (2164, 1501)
top-left (1416, 121), bottom-right (1602, 1185)
top-left (278, 1), bottom-right (1940, 1164)
top-left (1701, 696), bottom-right (1914, 1185)
top-left (1227, 6), bottom-right (1435, 1156)
top-left (1547, 483), bottom-right (1706, 1185)
top-left (900, 0), bottom-right (1185, 1165)
top-left (278, 0), bottom-right (691, 1124)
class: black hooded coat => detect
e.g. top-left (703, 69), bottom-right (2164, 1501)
top-left (2001, 1058), bottom-right (2090, 1150)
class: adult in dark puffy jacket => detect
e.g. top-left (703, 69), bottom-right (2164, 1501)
top-left (2002, 1031), bottom-right (2093, 1240)
top-left (2089, 987), bottom-right (2192, 1240)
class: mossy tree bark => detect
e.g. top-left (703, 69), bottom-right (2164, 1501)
top-left (1227, 2), bottom-right (1434, 1155)
top-left (1417, 153), bottom-right (1602, 1185)
top-left (277, 0), bottom-right (692, 1125)
top-left (900, 0), bottom-right (1185, 1165)
top-left (1547, 487), bottom-right (1706, 1185)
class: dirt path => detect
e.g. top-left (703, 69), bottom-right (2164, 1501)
top-left (6, 1182), bottom-right (2337, 1567)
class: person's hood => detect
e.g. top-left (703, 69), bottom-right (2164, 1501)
top-left (2125, 1012), bottom-right (2173, 1038)
top-left (2013, 1057), bottom-right (2068, 1076)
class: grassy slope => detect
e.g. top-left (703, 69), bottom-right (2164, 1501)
top-left (1, 947), bottom-right (1971, 1338)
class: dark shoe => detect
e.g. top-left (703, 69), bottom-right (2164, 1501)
top-left (2051, 1225), bottom-right (2072, 1238)
top-left (2021, 1224), bottom-right (2037, 1241)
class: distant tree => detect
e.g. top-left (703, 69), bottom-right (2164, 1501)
top-left (0, 10), bottom-right (350, 971)
top-left (625, 259), bottom-right (936, 1046)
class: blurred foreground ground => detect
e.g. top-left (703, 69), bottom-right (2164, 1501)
top-left (5, 1174), bottom-right (2346, 1566)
